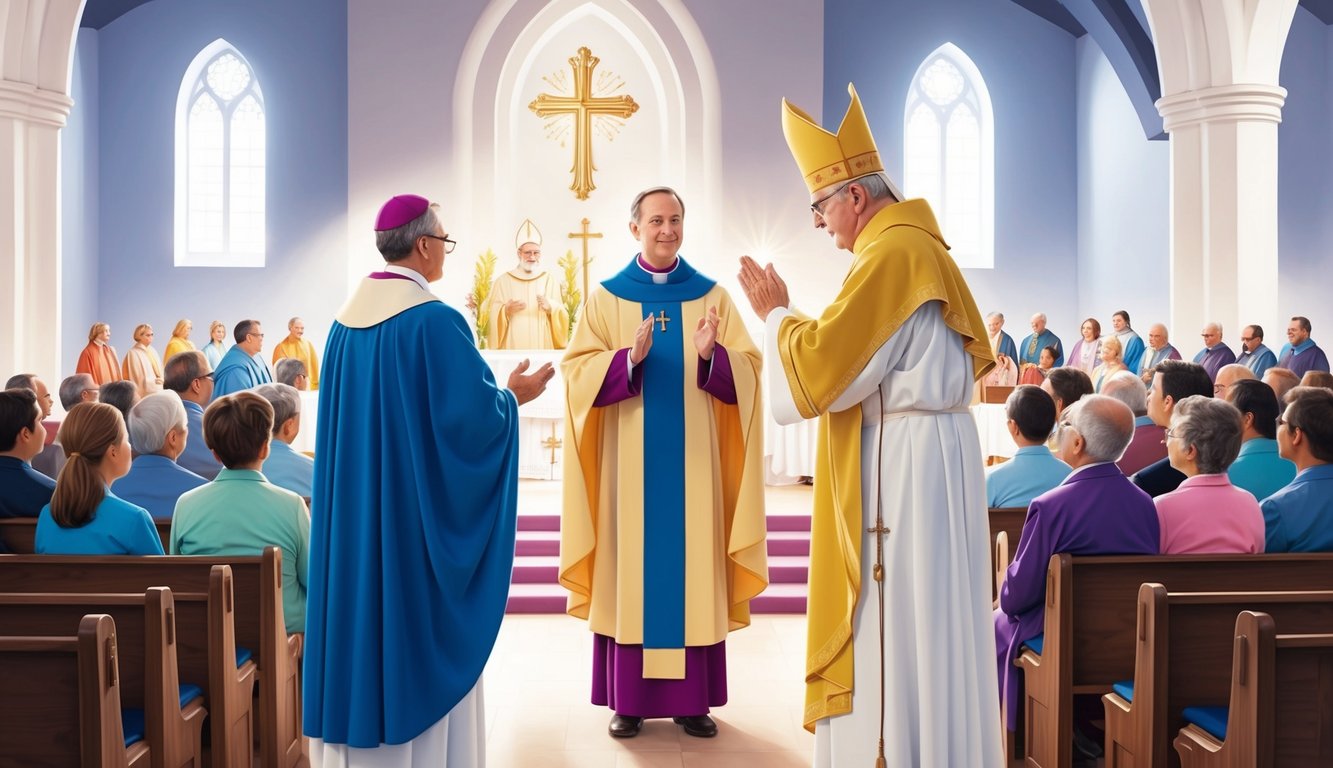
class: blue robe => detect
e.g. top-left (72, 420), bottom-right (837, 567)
top-left (1018, 329), bottom-right (1063, 367)
top-left (995, 330), bottom-right (1018, 363)
top-left (1236, 344), bottom-right (1277, 378)
top-left (211, 346), bottom-right (273, 399)
top-left (303, 274), bottom-right (519, 747)
top-left (1116, 330), bottom-right (1145, 375)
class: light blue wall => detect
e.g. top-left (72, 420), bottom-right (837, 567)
top-left (823, 0), bottom-right (1081, 341)
top-left (61, 28), bottom-right (101, 368)
top-left (86, 0), bottom-right (347, 369)
top-left (1074, 35), bottom-right (1168, 336)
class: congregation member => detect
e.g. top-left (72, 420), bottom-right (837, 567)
top-left (164, 350), bottom-right (222, 479)
top-left (1042, 366), bottom-right (1093, 420)
top-left (1138, 323), bottom-right (1182, 385)
top-left (1263, 366), bottom-right (1300, 403)
top-left (1277, 316), bottom-right (1330, 377)
top-left (1019, 312), bottom-right (1063, 369)
top-left (1110, 311), bottom-right (1145, 374)
top-left (121, 323), bottom-right (164, 397)
top-left (1236, 324), bottom-right (1277, 377)
top-left (486, 222), bottom-right (570, 350)
top-left (254, 383), bottom-right (313, 498)
top-left (1193, 321), bottom-right (1236, 381)
top-left (1133, 359), bottom-right (1214, 497)
top-left (304, 194), bottom-right (553, 764)
top-left (1067, 317), bottom-right (1102, 374)
top-left (1090, 335), bottom-right (1128, 392)
top-left (212, 319), bottom-right (273, 398)
top-left (274, 357), bottom-right (309, 390)
top-left (1301, 370), bottom-right (1333, 390)
top-left (271, 317), bottom-right (320, 389)
top-left (202, 320), bottom-right (228, 369)
top-left (1102, 370), bottom-right (1165, 475)
top-left (569, 186), bottom-right (766, 741)
top-left (0, 388), bottom-right (55, 518)
top-left (985, 385), bottom-right (1069, 507)
top-left (1155, 396), bottom-right (1264, 553)
top-left (111, 390), bottom-right (206, 520)
top-left (171, 391), bottom-right (309, 633)
top-left (739, 83), bottom-right (1001, 765)
top-left (995, 395), bottom-right (1159, 733)
top-left (34, 402), bottom-right (163, 555)
top-left (9, 373), bottom-right (58, 478)
top-left (982, 311), bottom-right (1018, 387)
top-left (1224, 379), bottom-right (1296, 501)
top-left (1261, 386), bottom-right (1333, 552)
top-left (75, 322), bottom-right (121, 385)
top-left (163, 318), bottom-right (195, 360)
top-left (1019, 344), bottom-right (1058, 385)
top-left (58, 373), bottom-right (99, 410)
top-left (1214, 362), bottom-right (1256, 398)
top-left (98, 380), bottom-right (138, 423)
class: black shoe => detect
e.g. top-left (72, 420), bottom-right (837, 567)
top-left (673, 715), bottom-right (718, 738)
top-left (608, 715), bottom-right (643, 738)
top-left (1072, 725), bottom-right (1104, 761)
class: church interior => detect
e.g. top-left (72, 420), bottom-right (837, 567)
top-left (4, 0), bottom-right (1333, 765)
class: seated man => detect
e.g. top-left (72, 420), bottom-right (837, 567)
top-left (985, 385), bottom-right (1069, 508)
top-left (164, 350), bottom-right (223, 480)
top-left (1276, 316), bottom-right (1330, 377)
top-left (1236, 324), bottom-right (1277, 378)
top-left (255, 383), bottom-right (313, 498)
top-left (995, 394), bottom-right (1160, 731)
top-left (1213, 362), bottom-right (1256, 399)
top-left (0, 388), bottom-right (55, 519)
top-left (1101, 370), bottom-right (1164, 475)
top-left (112, 390), bottom-right (207, 519)
top-left (58, 373), bottom-right (99, 410)
top-left (99, 380), bottom-right (138, 423)
top-left (1133, 360), bottom-right (1214, 497)
top-left (1263, 366), bottom-right (1300, 404)
top-left (273, 358), bottom-right (309, 391)
top-left (171, 391), bottom-right (310, 633)
top-left (1041, 366), bottom-right (1092, 459)
top-left (1193, 322), bottom-right (1236, 381)
top-left (1261, 386), bottom-right (1333, 552)
top-left (1224, 379), bottom-right (1296, 501)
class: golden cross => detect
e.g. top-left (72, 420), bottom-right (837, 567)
top-left (542, 423), bottom-right (563, 466)
top-left (867, 521), bottom-right (891, 582)
top-left (654, 310), bottom-right (670, 333)
top-left (568, 218), bottom-right (602, 304)
top-left (529, 47), bottom-right (639, 200)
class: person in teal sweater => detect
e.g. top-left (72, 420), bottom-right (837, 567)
top-left (170, 391), bottom-right (310, 634)
top-left (36, 402), bottom-right (163, 555)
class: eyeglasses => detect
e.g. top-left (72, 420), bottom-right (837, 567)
top-left (423, 234), bottom-right (457, 254)
top-left (1164, 427), bottom-right (1181, 440)
top-left (248, 333), bottom-right (264, 340)
top-left (1240, 336), bottom-right (1255, 343)
top-left (195, 372), bottom-right (214, 382)
top-left (809, 182), bottom-right (851, 216)
top-left (1277, 417), bottom-right (1297, 432)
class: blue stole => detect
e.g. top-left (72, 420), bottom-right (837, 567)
top-left (601, 256), bottom-right (715, 653)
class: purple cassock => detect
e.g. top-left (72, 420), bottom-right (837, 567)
top-left (1192, 344), bottom-right (1236, 381)
top-left (993, 462), bottom-right (1160, 729)
top-left (1277, 340), bottom-right (1331, 378)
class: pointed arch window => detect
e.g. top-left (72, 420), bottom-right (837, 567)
top-left (904, 43), bottom-right (993, 269)
top-left (175, 40), bottom-right (266, 267)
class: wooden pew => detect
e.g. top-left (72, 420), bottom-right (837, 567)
top-left (994, 531), bottom-right (1011, 606)
top-left (1173, 611), bottom-right (1333, 766)
top-left (989, 506), bottom-right (1026, 600)
top-left (0, 516), bottom-right (172, 554)
top-left (0, 549), bottom-right (304, 768)
top-left (1013, 552), bottom-right (1333, 768)
top-left (1103, 584), bottom-right (1333, 768)
top-left (0, 613), bottom-right (148, 767)
top-left (0, 586), bottom-right (208, 768)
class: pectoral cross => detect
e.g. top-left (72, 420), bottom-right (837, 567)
top-left (568, 218), bottom-right (602, 304)
top-left (653, 310), bottom-right (670, 333)
top-left (529, 47), bottom-right (639, 200)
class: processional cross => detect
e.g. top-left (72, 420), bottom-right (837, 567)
top-left (542, 423), bottom-right (563, 479)
top-left (529, 47), bottom-right (639, 200)
top-left (568, 218), bottom-right (602, 305)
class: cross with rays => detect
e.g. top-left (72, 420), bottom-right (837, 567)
top-left (529, 47), bottom-right (639, 200)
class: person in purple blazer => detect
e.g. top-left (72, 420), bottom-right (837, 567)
top-left (995, 394), bottom-right (1160, 731)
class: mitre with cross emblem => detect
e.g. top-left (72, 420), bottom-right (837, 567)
top-left (780, 83), bottom-right (905, 202)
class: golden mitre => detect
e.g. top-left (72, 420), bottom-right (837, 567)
top-left (515, 219), bottom-right (543, 249)
top-left (781, 83), bottom-right (903, 201)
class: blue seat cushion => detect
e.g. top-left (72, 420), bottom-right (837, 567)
top-left (1182, 705), bottom-right (1229, 741)
top-left (1022, 634), bottom-right (1044, 656)
top-left (1112, 680), bottom-right (1134, 703)
top-left (122, 708), bottom-right (145, 747)
top-left (236, 646), bottom-right (253, 667)
top-left (179, 683), bottom-right (204, 708)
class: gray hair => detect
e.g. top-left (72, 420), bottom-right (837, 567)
top-left (274, 358), bottom-right (307, 387)
top-left (288, 317), bottom-right (302, 329)
top-left (59, 374), bottom-right (96, 410)
top-left (1100, 370), bottom-right (1148, 417)
top-left (986, 312), bottom-right (1004, 322)
top-left (1204, 321), bottom-right (1223, 335)
top-left (1171, 395), bottom-right (1243, 474)
top-left (1067, 394), bottom-right (1135, 463)
top-left (254, 383), bottom-right (301, 436)
top-left (850, 172), bottom-right (896, 201)
top-left (629, 186), bottom-right (686, 224)
top-left (376, 203), bottom-right (442, 262)
top-left (128, 390), bottom-right (187, 455)
top-left (1032, 312), bottom-right (1047, 323)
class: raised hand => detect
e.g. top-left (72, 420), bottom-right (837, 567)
top-left (737, 255), bottom-right (790, 320)
top-left (694, 306), bottom-right (720, 361)
top-left (507, 359), bottom-right (556, 405)
top-left (630, 315), bottom-right (655, 365)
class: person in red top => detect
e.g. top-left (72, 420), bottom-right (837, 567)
top-left (75, 322), bottom-right (122, 386)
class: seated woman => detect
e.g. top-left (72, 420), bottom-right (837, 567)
top-left (1091, 335), bottom-right (1128, 392)
top-left (35, 402), bottom-right (164, 555)
top-left (170, 391), bottom-right (310, 634)
top-left (1066, 318), bottom-right (1102, 374)
top-left (1155, 395), bottom-right (1264, 554)
top-left (1019, 345), bottom-right (1058, 385)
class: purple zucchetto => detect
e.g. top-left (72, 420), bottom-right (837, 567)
top-left (374, 194), bottom-right (431, 231)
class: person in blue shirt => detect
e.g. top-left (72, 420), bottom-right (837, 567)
top-left (1236, 324), bottom-right (1278, 378)
top-left (0, 388), bottom-right (56, 519)
top-left (164, 350), bottom-right (223, 480)
top-left (111, 390), bottom-right (207, 519)
top-left (1224, 379), bottom-right (1296, 501)
top-left (254, 383), bottom-right (313, 498)
top-left (35, 402), bottom-right (163, 555)
top-left (211, 320), bottom-right (273, 399)
top-left (1261, 386), bottom-right (1333, 552)
top-left (987, 385), bottom-right (1070, 508)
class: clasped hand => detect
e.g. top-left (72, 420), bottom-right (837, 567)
top-left (737, 256), bottom-right (790, 320)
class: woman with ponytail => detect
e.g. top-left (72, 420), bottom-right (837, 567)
top-left (35, 402), bottom-right (164, 555)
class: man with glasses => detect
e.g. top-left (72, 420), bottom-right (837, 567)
top-left (1192, 321), bottom-right (1236, 382)
top-left (1236, 324), bottom-right (1277, 378)
top-left (211, 318), bottom-right (274, 399)
top-left (58, 373), bottom-right (100, 410)
top-left (1262, 386), bottom-right (1333, 551)
top-left (272, 317), bottom-right (320, 390)
top-left (484, 220), bottom-right (569, 350)
top-left (1132, 359), bottom-right (1214, 497)
top-left (164, 350), bottom-right (222, 479)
